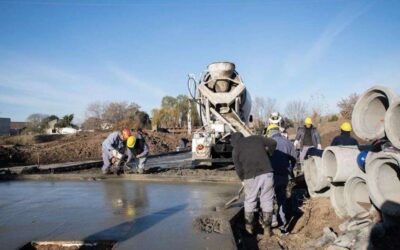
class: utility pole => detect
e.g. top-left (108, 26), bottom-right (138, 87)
top-left (188, 99), bottom-right (192, 134)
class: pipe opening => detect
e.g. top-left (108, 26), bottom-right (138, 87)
top-left (388, 103), bottom-right (400, 147)
top-left (324, 150), bottom-right (337, 179)
top-left (308, 157), bottom-right (318, 189)
top-left (349, 178), bottom-right (371, 213)
top-left (378, 162), bottom-right (400, 203)
top-left (362, 95), bottom-right (388, 135)
top-left (331, 184), bottom-right (347, 217)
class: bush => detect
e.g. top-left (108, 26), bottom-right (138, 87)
top-left (328, 114), bottom-right (339, 122)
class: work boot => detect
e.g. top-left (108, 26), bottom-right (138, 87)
top-left (138, 168), bottom-right (145, 174)
top-left (244, 212), bottom-right (255, 235)
top-left (262, 212), bottom-right (273, 237)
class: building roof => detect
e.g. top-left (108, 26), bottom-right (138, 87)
top-left (10, 122), bottom-right (30, 129)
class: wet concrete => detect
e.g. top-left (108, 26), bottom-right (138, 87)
top-left (0, 180), bottom-right (240, 250)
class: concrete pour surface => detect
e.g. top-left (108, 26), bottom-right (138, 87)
top-left (0, 180), bottom-right (240, 250)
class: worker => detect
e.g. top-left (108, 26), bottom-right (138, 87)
top-left (266, 124), bottom-right (297, 233)
top-left (126, 128), bottom-right (149, 174)
top-left (231, 132), bottom-right (277, 237)
top-left (331, 122), bottom-right (359, 146)
top-left (264, 112), bottom-right (288, 138)
top-left (101, 128), bottom-right (131, 174)
top-left (294, 117), bottom-right (321, 164)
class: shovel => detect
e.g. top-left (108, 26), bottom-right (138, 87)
top-left (225, 185), bottom-right (244, 209)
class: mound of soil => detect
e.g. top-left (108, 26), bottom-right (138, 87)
top-left (258, 197), bottom-right (345, 250)
top-left (0, 131), bottom-right (188, 167)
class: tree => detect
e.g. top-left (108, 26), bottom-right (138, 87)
top-left (83, 101), bottom-right (149, 130)
top-left (85, 101), bottom-right (104, 119)
top-left (285, 100), bottom-right (308, 127)
top-left (26, 113), bottom-right (49, 133)
top-left (308, 93), bottom-right (329, 123)
top-left (151, 95), bottom-right (200, 128)
top-left (56, 114), bottom-right (74, 128)
top-left (252, 97), bottom-right (277, 129)
top-left (337, 93), bottom-right (359, 120)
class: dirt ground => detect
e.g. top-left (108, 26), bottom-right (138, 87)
top-left (257, 197), bottom-right (345, 250)
top-left (0, 131), bottom-right (189, 167)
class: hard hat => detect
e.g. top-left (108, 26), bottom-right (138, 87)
top-left (122, 128), bottom-right (132, 140)
top-left (127, 136), bottom-right (136, 148)
top-left (269, 112), bottom-right (282, 124)
top-left (340, 122), bottom-right (352, 132)
top-left (304, 117), bottom-right (313, 126)
top-left (267, 124), bottom-right (279, 131)
top-left (357, 150), bottom-right (368, 172)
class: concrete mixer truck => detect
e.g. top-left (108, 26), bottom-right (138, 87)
top-left (187, 62), bottom-right (253, 166)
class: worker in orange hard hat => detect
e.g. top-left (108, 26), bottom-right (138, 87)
top-left (331, 122), bottom-right (358, 146)
top-left (101, 128), bottom-right (132, 174)
top-left (294, 117), bottom-right (322, 164)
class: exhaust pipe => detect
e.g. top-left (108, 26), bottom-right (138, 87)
top-left (352, 86), bottom-right (398, 141)
top-left (303, 156), bottom-right (330, 196)
top-left (366, 151), bottom-right (400, 217)
top-left (344, 174), bottom-right (372, 217)
top-left (385, 98), bottom-right (400, 149)
top-left (322, 146), bottom-right (363, 182)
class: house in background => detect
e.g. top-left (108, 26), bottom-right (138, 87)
top-left (10, 122), bottom-right (30, 135)
top-left (0, 117), bottom-right (11, 136)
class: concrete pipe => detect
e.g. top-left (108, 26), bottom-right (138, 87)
top-left (352, 86), bottom-right (398, 141)
top-left (385, 98), bottom-right (400, 149)
top-left (322, 146), bottom-right (363, 183)
top-left (303, 157), bottom-right (330, 198)
top-left (304, 156), bottom-right (330, 192)
top-left (344, 174), bottom-right (372, 217)
top-left (330, 183), bottom-right (348, 218)
top-left (365, 151), bottom-right (400, 217)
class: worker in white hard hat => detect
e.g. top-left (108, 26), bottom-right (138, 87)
top-left (265, 112), bottom-right (288, 139)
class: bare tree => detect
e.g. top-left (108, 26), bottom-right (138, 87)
top-left (285, 100), bottom-right (308, 127)
top-left (85, 101), bottom-right (104, 119)
top-left (308, 93), bottom-right (329, 122)
top-left (337, 93), bottom-right (359, 120)
top-left (252, 97), bottom-right (277, 126)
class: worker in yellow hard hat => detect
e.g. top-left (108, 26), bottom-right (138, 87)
top-left (125, 127), bottom-right (149, 174)
top-left (331, 122), bottom-right (358, 146)
top-left (294, 117), bottom-right (322, 164)
top-left (101, 128), bottom-right (132, 175)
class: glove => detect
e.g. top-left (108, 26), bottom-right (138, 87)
top-left (111, 149), bottom-right (118, 158)
top-left (317, 144), bottom-right (322, 150)
top-left (293, 140), bottom-right (299, 148)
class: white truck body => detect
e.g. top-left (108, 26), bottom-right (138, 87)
top-left (188, 62), bottom-right (253, 166)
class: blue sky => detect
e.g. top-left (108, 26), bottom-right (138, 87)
top-left (0, 0), bottom-right (399, 123)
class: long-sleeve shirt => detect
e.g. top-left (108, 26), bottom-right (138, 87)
top-left (126, 133), bottom-right (149, 163)
top-left (295, 126), bottom-right (321, 148)
top-left (102, 132), bottom-right (126, 154)
top-left (231, 133), bottom-right (277, 181)
top-left (270, 133), bottom-right (297, 176)
top-left (331, 131), bottom-right (359, 146)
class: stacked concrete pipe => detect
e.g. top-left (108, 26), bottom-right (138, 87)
top-left (365, 151), bottom-right (400, 217)
top-left (322, 146), bottom-right (363, 183)
top-left (322, 146), bottom-right (364, 217)
top-left (303, 156), bottom-right (330, 198)
top-left (330, 183), bottom-right (348, 218)
top-left (344, 174), bottom-right (372, 217)
top-left (385, 98), bottom-right (400, 149)
top-left (352, 86), bottom-right (398, 141)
